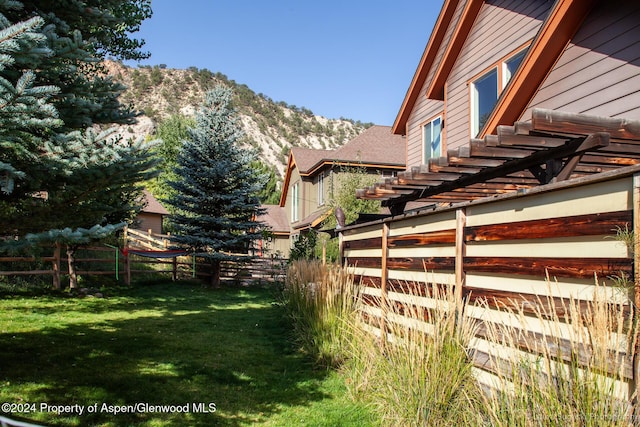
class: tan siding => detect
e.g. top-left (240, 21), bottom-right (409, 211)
top-left (446, 0), bottom-right (550, 147)
top-left (525, 2), bottom-right (640, 120)
top-left (135, 213), bottom-right (163, 235)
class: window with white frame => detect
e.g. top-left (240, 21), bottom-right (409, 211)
top-left (291, 182), bottom-right (299, 222)
top-left (471, 47), bottom-right (527, 137)
top-left (317, 172), bottom-right (325, 206)
top-left (423, 115), bottom-right (443, 163)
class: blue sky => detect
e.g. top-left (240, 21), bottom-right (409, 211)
top-left (127, 1), bottom-right (444, 126)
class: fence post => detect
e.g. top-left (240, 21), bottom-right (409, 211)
top-left (380, 221), bottom-right (390, 347)
top-left (632, 174), bottom-right (640, 406)
top-left (172, 256), bottom-right (177, 281)
top-left (455, 208), bottom-right (466, 303)
top-left (125, 252), bottom-right (131, 286)
top-left (52, 242), bottom-right (61, 289)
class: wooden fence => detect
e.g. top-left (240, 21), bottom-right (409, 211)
top-left (0, 231), bottom-right (287, 288)
top-left (340, 166), bottom-right (639, 401)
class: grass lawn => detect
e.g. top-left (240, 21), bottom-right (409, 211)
top-left (0, 281), bottom-right (375, 426)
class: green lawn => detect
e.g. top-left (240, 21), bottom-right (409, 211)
top-left (0, 282), bottom-right (374, 426)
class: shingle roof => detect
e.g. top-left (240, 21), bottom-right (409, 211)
top-left (292, 125), bottom-right (405, 175)
top-left (258, 205), bottom-right (290, 234)
top-left (332, 125), bottom-right (406, 166)
top-left (290, 147), bottom-right (333, 175)
top-left (142, 190), bottom-right (169, 215)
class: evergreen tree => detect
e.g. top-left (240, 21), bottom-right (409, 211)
top-left (0, 1), bottom-right (156, 288)
top-left (166, 86), bottom-right (266, 287)
top-left (146, 113), bottom-right (195, 206)
top-left (251, 160), bottom-right (281, 205)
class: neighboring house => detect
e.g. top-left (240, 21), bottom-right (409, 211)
top-left (272, 125), bottom-right (405, 253)
top-left (133, 190), bottom-right (169, 235)
top-left (255, 204), bottom-right (290, 258)
top-left (358, 0), bottom-right (640, 212)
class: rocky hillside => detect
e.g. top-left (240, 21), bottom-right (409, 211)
top-left (105, 61), bottom-right (372, 178)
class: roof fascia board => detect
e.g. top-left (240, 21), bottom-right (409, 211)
top-left (480, 0), bottom-right (598, 137)
top-left (392, 0), bottom-right (460, 135)
top-left (304, 160), bottom-right (406, 177)
top-left (279, 152), bottom-right (297, 207)
top-left (425, 0), bottom-right (485, 101)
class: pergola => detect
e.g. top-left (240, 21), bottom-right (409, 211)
top-left (357, 108), bottom-right (640, 215)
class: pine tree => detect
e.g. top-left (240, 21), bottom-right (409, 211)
top-left (0, 1), bottom-right (156, 288)
top-left (166, 86), bottom-right (266, 287)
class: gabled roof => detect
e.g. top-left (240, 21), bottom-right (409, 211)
top-left (141, 190), bottom-right (169, 215)
top-left (392, 0), bottom-right (597, 135)
top-left (258, 205), bottom-right (290, 235)
top-left (279, 126), bottom-right (406, 207)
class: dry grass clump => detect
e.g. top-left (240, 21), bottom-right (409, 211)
top-left (477, 280), bottom-right (637, 427)
top-left (281, 260), bottom-right (360, 367)
top-left (343, 282), bottom-right (485, 426)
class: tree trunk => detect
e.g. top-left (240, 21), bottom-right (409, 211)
top-left (67, 245), bottom-right (78, 289)
top-left (210, 259), bottom-right (221, 288)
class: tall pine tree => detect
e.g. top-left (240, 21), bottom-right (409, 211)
top-left (166, 86), bottom-right (265, 287)
top-left (0, 1), bottom-right (156, 288)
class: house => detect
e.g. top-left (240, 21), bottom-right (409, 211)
top-left (357, 0), bottom-right (640, 212)
top-left (342, 0), bottom-right (640, 401)
top-left (258, 125), bottom-right (405, 257)
top-left (255, 204), bottom-right (290, 258)
top-left (133, 190), bottom-right (169, 235)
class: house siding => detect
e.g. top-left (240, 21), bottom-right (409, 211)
top-left (135, 213), bottom-right (163, 235)
top-left (284, 167), bottom-right (302, 226)
top-left (524, 1), bottom-right (640, 120)
top-left (404, 0), bottom-right (465, 168)
top-left (446, 0), bottom-right (551, 149)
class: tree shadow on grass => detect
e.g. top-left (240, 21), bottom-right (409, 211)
top-left (0, 283), bottom-right (333, 426)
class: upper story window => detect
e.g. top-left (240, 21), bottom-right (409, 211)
top-left (291, 181), bottom-right (299, 222)
top-left (423, 115), bottom-right (443, 163)
top-left (317, 172), bottom-right (325, 206)
top-left (470, 47), bottom-right (528, 137)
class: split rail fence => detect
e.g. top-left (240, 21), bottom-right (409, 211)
top-left (0, 227), bottom-right (286, 287)
top-left (340, 166), bottom-right (640, 402)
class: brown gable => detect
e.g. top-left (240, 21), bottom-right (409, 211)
top-left (290, 147), bottom-right (333, 175)
top-left (392, 0), bottom-right (461, 135)
top-left (142, 190), bottom-right (169, 215)
top-left (279, 126), bottom-right (406, 207)
top-left (392, 0), bottom-right (597, 137)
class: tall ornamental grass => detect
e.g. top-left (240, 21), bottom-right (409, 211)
top-left (281, 260), bottom-right (361, 367)
top-left (283, 260), bottom-right (638, 426)
top-left (343, 282), bottom-right (484, 426)
top-left (478, 279), bottom-right (637, 427)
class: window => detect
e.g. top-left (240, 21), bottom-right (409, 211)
top-left (423, 116), bottom-right (443, 162)
top-left (317, 172), bottom-right (325, 206)
top-left (471, 70), bottom-right (498, 137)
top-left (291, 182), bottom-right (299, 222)
top-left (503, 49), bottom-right (526, 87)
top-left (470, 48), bottom-right (528, 136)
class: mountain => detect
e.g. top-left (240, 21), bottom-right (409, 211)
top-left (105, 61), bottom-right (372, 179)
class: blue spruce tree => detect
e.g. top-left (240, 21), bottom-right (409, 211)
top-left (167, 86), bottom-right (266, 287)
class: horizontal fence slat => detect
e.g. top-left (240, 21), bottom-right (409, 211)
top-left (0, 270), bottom-right (54, 276)
top-left (343, 237), bottom-right (382, 250)
top-left (388, 229), bottom-right (457, 247)
top-left (464, 210), bottom-right (633, 241)
top-left (464, 256), bottom-right (632, 279)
